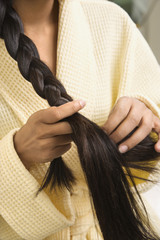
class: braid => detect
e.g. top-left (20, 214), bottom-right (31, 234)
top-left (1, 1), bottom-right (160, 239)
top-left (1, 1), bottom-right (75, 190)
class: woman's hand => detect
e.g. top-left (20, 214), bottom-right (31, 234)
top-left (13, 100), bottom-right (86, 170)
top-left (102, 96), bottom-right (160, 153)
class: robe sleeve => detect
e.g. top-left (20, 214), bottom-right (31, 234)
top-left (0, 95), bottom-right (75, 240)
top-left (117, 12), bottom-right (160, 193)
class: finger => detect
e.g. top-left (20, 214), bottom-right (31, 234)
top-left (103, 99), bottom-right (132, 135)
top-left (39, 121), bottom-right (72, 138)
top-left (52, 143), bottom-right (72, 159)
top-left (37, 134), bottom-right (72, 152)
top-left (152, 116), bottom-right (160, 152)
top-left (152, 115), bottom-right (160, 132)
top-left (38, 100), bottom-right (86, 124)
top-left (53, 134), bottom-right (73, 147)
top-left (109, 108), bottom-right (143, 143)
top-left (118, 116), bottom-right (153, 153)
top-left (154, 134), bottom-right (160, 152)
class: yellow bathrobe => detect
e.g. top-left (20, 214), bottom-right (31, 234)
top-left (0, 0), bottom-right (160, 239)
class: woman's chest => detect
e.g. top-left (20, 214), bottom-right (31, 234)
top-left (0, 35), bottom-right (120, 131)
top-left (0, 58), bottom-right (115, 129)
top-left (32, 29), bottom-right (58, 77)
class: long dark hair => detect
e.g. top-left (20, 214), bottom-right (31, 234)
top-left (1, 1), bottom-right (160, 239)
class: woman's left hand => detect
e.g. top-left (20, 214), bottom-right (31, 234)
top-left (102, 96), bottom-right (160, 153)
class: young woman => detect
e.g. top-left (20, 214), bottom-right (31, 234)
top-left (0, 0), bottom-right (160, 239)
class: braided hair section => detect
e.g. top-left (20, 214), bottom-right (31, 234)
top-left (1, 0), bottom-right (75, 190)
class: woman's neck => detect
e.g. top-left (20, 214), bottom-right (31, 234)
top-left (12, 0), bottom-right (58, 33)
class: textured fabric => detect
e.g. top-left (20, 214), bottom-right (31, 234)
top-left (0, 0), bottom-right (160, 239)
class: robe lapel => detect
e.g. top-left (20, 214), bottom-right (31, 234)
top-left (56, 0), bottom-right (98, 119)
top-left (0, 0), bottom-right (98, 124)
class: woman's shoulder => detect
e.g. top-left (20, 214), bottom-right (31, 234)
top-left (80, 0), bottom-right (135, 35)
top-left (80, 0), bottom-right (131, 19)
top-left (80, 0), bottom-right (135, 48)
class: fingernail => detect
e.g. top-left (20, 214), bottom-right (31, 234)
top-left (119, 145), bottom-right (128, 153)
top-left (79, 100), bottom-right (86, 108)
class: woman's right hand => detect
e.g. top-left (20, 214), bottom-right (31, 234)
top-left (13, 100), bottom-right (86, 170)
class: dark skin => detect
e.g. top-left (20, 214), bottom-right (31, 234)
top-left (13, 0), bottom-right (59, 75)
